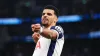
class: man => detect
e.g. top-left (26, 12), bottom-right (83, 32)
top-left (31, 5), bottom-right (64, 56)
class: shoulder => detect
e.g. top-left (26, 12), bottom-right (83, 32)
top-left (50, 25), bottom-right (64, 34)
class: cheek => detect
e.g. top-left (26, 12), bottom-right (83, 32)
top-left (51, 17), bottom-right (55, 21)
top-left (50, 18), bottom-right (54, 23)
top-left (48, 17), bottom-right (54, 23)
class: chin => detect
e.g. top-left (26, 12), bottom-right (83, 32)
top-left (42, 23), bottom-right (49, 26)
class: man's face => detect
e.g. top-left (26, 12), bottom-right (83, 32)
top-left (41, 9), bottom-right (57, 26)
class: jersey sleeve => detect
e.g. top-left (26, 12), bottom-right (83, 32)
top-left (50, 26), bottom-right (64, 39)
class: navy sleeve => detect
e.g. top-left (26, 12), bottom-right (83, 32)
top-left (50, 26), bottom-right (64, 39)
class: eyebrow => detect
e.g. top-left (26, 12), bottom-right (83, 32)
top-left (42, 12), bottom-right (52, 15)
top-left (42, 13), bottom-right (45, 15)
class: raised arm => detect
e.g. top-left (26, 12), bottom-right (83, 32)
top-left (40, 28), bottom-right (57, 40)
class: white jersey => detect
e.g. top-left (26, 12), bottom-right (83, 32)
top-left (32, 26), bottom-right (64, 56)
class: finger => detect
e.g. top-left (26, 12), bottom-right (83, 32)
top-left (34, 28), bottom-right (40, 32)
top-left (32, 33), bottom-right (37, 38)
top-left (32, 28), bottom-right (35, 31)
top-left (37, 34), bottom-right (40, 38)
top-left (31, 24), bottom-right (35, 28)
top-left (32, 32), bottom-right (38, 36)
top-left (35, 24), bottom-right (41, 27)
top-left (33, 34), bottom-right (38, 38)
top-left (34, 25), bottom-right (41, 29)
top-left (32, 34), bottom-right (34, 37)
top-left (32, 33), bottom-right (40, 39)
top-left (35, 24), bottom-right (40, 26)
top-left (35, 34), bottom-right (40, 38)
top-left (31, 24), bottom-right (36, 32)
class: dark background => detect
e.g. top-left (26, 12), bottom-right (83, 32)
top-left (0, 0), bottom-right (100, 56)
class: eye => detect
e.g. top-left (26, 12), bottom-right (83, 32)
top-left (42, 13), bottom-right (45, 15)
top-left (47, 13), bottom-right (52, 16)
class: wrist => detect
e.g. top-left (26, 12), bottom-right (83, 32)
top-left (39, 27), bottom-right (43, 33)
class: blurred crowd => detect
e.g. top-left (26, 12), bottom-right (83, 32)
top-left (0, 0), bottom-right (100, 56)
top-left (0, 0), bottom-right (100, 17)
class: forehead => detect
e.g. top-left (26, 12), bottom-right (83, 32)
top-left (42, 9), bottom-right (55, 14)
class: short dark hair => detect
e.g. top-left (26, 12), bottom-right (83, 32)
top-left (43, 5), bottom-right (59, 17)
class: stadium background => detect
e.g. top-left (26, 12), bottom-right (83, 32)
top-left (0, 0), bottom-right (100, 56)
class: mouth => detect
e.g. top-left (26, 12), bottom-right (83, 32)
top-left (42, 18), bottom-right (48, 21)
top-left (42, 18), bottom-right (48, 24)
top-left (43, 18), bottom-right (48, 20)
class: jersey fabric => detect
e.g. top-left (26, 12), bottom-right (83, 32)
top-left (32, 26), bottom-right (64, 56)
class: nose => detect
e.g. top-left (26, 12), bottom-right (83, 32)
top-left (44, 13), bottom-right (48, 16)
top-left (43, 14), bottom-right (47, 18)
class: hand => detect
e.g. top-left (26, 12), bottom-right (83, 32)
top-left (32, 32), bottom-right (40, 43)
top-left (32, 32), bottom-right (40, 39)
top-left (31, 24), bottom-right (41, 32)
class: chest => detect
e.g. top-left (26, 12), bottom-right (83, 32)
top-left (36, 36), bottom-right (51, 49)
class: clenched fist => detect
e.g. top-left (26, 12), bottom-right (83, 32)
top-left (31, 24), bottom-right (41, 32)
